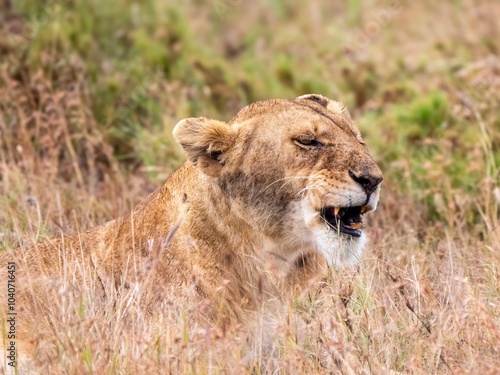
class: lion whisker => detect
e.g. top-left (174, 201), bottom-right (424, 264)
top-left (263, 176), bottom-right (311, 192)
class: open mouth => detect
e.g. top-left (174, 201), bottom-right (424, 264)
top-left (320, 206), bottom-right (367, 238)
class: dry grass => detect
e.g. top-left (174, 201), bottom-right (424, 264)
top-left (1, 0), bottom-right (499, 373)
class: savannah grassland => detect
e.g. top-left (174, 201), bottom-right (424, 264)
top-left (0, 0), bottom-right (499, 374)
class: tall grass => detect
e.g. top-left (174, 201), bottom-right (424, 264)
top-left (1, 0), bottom-right (499, 373)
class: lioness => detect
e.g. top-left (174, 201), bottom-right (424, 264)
top-left (1, 94), bottom-right (382, 373)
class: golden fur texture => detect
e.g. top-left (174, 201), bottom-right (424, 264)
top-left (0, 94), bottom-right (382, 373)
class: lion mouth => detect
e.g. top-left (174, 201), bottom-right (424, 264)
top-left (320, 206), bottom-right (367, 238)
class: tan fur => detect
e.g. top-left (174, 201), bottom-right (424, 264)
top-left (0, 94), bottom-right (382, 372)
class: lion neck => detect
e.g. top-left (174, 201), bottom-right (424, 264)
top-left (176, 164), bottom-right (294, 309)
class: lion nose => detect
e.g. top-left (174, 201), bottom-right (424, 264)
top-left (349, 170), bottom-right (383, 196)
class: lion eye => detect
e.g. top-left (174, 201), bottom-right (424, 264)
top-left (293, 137), bottom-right (324, 149)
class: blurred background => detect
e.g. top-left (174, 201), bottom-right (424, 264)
top-left (0, 1), bottom-right (499, 373)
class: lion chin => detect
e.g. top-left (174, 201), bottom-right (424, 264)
top-left (0, 94), bottom-right (382, 372)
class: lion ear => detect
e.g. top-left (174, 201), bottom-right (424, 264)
top-left (297, 94), bottom-right (352, 120)
top-left (173, 117), bottom-right (236, 177)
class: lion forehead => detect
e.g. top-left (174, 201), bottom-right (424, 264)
top-left (228, 98), bottom-right (362, 144)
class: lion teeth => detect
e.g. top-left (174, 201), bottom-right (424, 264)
top-left (334, 207), bottom-right (340, 216)
top-left (361, 206), bottom-right (368, 214)
top-left (350, 222), bottom-right (362, 230)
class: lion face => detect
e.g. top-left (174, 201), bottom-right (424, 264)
top-left (173, 94), bottom-right (382, 267)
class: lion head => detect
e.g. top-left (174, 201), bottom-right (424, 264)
top-left (173, 94), bottom-right (382, 267)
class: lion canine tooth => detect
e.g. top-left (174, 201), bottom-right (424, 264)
top-left (350, 222), bottom-right (362, 230)
top-left (334, 207), bottom-right (340, 216)
top-left (361, 206), bottom-right (367, 214)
